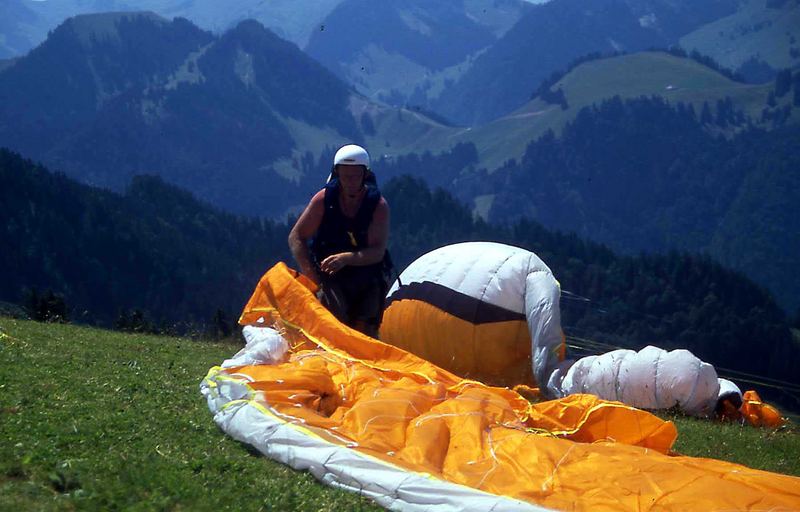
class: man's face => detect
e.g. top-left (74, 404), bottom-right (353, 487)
top-left (337, 165), bottom-right (365, 197)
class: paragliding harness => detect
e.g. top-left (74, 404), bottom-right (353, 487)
top-left (310, 168), bottom-right (397, 330)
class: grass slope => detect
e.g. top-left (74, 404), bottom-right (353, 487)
top-left (420, 51), bottom-right (780, 172)
top-left (680, 0), bottom-right (800, 72)
top-left (1, 317), bottom-right (798, 510)
top-left (0, 318), bottom-right (380, 511)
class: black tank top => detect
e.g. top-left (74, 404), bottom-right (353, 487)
top-left (310, 179), bottom-right (383, 278)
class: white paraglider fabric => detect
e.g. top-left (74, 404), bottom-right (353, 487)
top-left (384, 241), bottom-right (564, 387)
top-left (717, 377), bottom-right (744, 405)
top-left (383, 241), bottom-right (744, 417)
top-left (385, 241), bottom-right (534, 313)
top-left (548, 346), bottom-right (741, 416)
top-left (524, 269), bottom-right (563, 387)
top-left (221, 326), bottom-right (289, 368)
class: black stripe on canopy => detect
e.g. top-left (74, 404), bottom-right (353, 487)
top-left (385, 281), bottom-right (525, 324)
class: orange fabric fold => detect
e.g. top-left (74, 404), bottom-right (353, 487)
top-left (741, 390), bottom-right (785, 428)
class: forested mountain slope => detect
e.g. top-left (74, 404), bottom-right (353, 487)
top-left (0, 149), bottom-right (290, 327)
top-left (0, 13), bottom-right (446, 218)
top-left (468, 96), bottom-right (800, 312)
top-left (0, 13), bottom-right (334, 215)
top-left (2, 149), bottom-right (797, 396)
top-left (418, 51), bottom-right (790, 172)
top-left (374, 63), bottom-right (800, 313)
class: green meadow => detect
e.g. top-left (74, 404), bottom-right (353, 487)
top-left (1, 317), bottom-right (798, 510)
top-left (0, 318), bottom-right (380, 511)
top-left (457, 51), bottom-right (780, 172)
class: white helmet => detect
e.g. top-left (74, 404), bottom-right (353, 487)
top-left (333, 144), bottom-right (370, 169)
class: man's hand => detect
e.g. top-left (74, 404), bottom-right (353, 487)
top-left (320, 252), bottom-right (354, 275)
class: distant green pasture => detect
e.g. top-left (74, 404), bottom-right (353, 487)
top-left (680, 0), bottom-right (800, 71)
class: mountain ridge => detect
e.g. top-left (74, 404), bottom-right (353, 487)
top-left (386, 51), bottom-right (787, 174)
top-left (432, 0), bottom-right (738, 125)
top-left (0, 12), bottom-right (372, 216)
top-left (0, 0), bottom-right (346, 58)
top-left (305, 0), bottom-right (531, 105)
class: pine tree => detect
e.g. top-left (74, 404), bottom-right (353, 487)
top-left (793, 71), bottom-right (800, 106)
top-left (212, 309), bottom-right (232, 339)
top-left (715, 99), bottom-right (729, 126)
top-left (775, 69), bottom-right (792, 98)
top-left (25, 289), bottom-right (69, 323)
top-left (767, 90), bottom-right (777, 107)
top-left (700, 101), bottom-right (713, 124)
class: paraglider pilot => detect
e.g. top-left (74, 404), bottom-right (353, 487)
top-left (288, 144), bottom-right (390, 338)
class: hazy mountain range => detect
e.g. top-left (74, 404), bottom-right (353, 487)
top-left (0, 0), bottom-right (553, 60)
top-left (305, 0), bottom-right (532, 107)
top-left (0, 12), bottom-right (387, 217)
top-left (2, 12), bottom-right (792, 216)
top-left (0, 0), bottom-right (343, 58)
top-left (1, 5), bottom-right (798, 314)
top-left (4, 0), bottom-right (797, 123)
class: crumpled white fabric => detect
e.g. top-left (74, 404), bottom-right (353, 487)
top-left (547, 345), bottom-right (742, 417)
top-left (221, 326), bottom-right (289, 368)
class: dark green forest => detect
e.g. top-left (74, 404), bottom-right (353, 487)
top-left (2, 149), bottom-right (798, 407)
top-left (377, 93), bottom-right (800, 313)
top-left (0, 149), bottom-right (290, 331)
top-left (386, 175), bottom-right (799, 396)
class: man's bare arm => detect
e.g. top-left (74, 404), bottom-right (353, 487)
top-left (288, 191), bottom-right (325, 283)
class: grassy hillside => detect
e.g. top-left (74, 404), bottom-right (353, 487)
top-left (441, 51), bottom-right (780, 171)
top-left (333, 50), bottom-right (793, 176)
top-left (1, 317), bottom-right (798, 510)
top-left (354, 95), bottom-right (455, 155)
top-left (680, 0), bottom-right (800, 74)
top-left (0, 318), bottom-right (380, 511)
